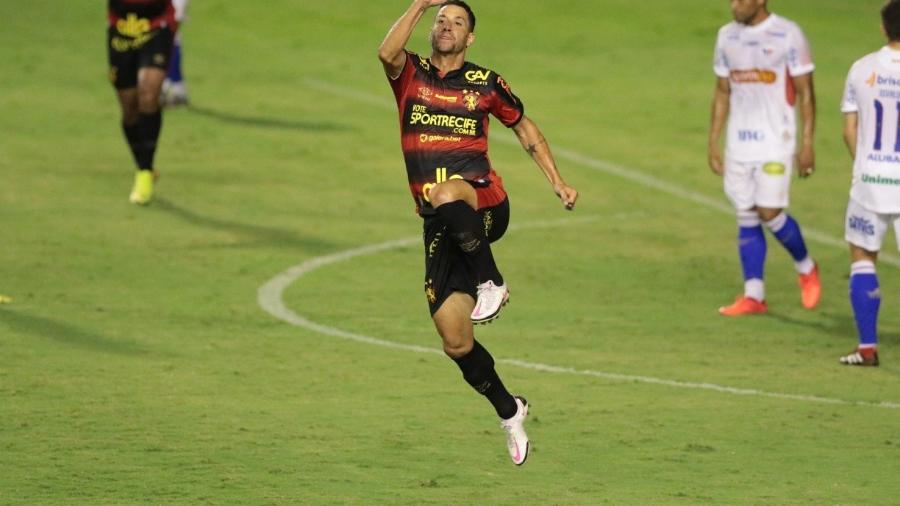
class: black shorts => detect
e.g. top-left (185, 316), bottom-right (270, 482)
top-left (107, 26), bottom-right (174, 89)
top-left (423, 198), bottom-right (510, 316)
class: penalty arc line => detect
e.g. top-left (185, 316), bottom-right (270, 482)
top-left (258, 216), bottom-right (900, 410)
top-left (301, 77), bottom-right (900, 268)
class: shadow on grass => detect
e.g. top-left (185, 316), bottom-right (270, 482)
top-left (153, 198), bottom-right (335, 253)
top-left (0, 309), bottom-right (148, 356)
top-left (765, 310), bottom-right (857, 340)
top-left (185, 104), bottom-right (350, 132)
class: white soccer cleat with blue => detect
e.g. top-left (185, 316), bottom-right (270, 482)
top-left (471, 280), bottom-right (509, 324)
top-left (500, 396), bottom-right (530, 466)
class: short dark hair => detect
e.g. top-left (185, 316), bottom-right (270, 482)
top-left (442, 0), bottom-right (476, 32)
top-left (883, 0), bottom-right (900, 41)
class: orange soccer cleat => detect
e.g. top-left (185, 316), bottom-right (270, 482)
top-left (718, 296), bottom-right (768, 316)
top-left (798, 264), bottom-right (821, 310)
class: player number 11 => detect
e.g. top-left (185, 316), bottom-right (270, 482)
top-left (872, 99), bottom-right (900, 152)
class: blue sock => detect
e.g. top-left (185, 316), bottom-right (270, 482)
top-left (739, 224), bottom-right (766, 282)
top-left (167, 41), bottom-right (183, 83)
top-left (849, 261), bottom-right (880, 347)
top-left (765, 213), bottom-right (808, 262)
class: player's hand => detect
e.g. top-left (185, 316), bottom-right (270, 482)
top-left (418, 0), bottom-right (446, 8)
top-left (796, 146), bottom-right (815, 178)
top-left (708, 145), bottom-right (724, 176)
top-left (554, 182), bottom-right (578, 211)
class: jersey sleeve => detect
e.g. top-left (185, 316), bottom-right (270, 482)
top-left (387, 51), bottom-right (417, 103)
top-left (786, 24), bottom-right (815, 76)
top-left (712, 29), bottom-right (730, 78)
top-left (841, 63), bottom-right (860, 114)
top-left (489, 73), bottom-right (525, 128)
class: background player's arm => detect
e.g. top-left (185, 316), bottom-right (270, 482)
top-left (708, 76), bottom-right (730, 176)
top-left (512, 115), bottom-right (578, 210)
top-left (843, 112), bottom-right (858, 160)
top-left (378, 0), bottom-right (444, 79)
top-left (793, 73), bottom-right (816, 177)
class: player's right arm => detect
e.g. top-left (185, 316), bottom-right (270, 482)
top-left (378, 0), bottom-right (443, 79)
top-left (708, 76), bottom-right (731, 176)
top-left (843, 112), bottom-right (858, 160)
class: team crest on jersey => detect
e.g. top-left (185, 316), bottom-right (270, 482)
top-left (463, 90), bottom-right (480, 111)
top-left (418, 87), bottom-right (433, 103)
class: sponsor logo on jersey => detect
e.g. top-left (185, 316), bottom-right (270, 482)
top-left (434, 94), bottom-right (458, 103)
top-left (408, 104), bottom-right (478, 135)
top-left (849, 215), bottom-right (876, 236)
top-left (419, 134), bottom-right (462, 144)
top-left (738, 130), bottom-right (765, 142)
top-left (465, 69), bottom-right (492, 84)
top-left (868, 73), bottom-right (900, 88)
top-left (762, 162), bottom-right (786, 175)
top-left (861, 172), bottom-right (900, 184)
top-left (730, 69), bottom-right (777, 84)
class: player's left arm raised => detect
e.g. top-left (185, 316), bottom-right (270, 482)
top-left (793, 72), bottom-right (816, 178)
top-left (513, 116), bottom-right (578, 210)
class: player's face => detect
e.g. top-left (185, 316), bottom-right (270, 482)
top-left (730, 0), bottom-right (766, 25)
top-left (429, 5), bottom-right (474, 55)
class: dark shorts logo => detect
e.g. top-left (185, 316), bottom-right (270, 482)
top-left (849, 215), bottom-right (875, 236)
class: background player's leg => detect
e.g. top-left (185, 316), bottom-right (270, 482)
top-left (116, 88), bottom-right (141, 167)
top-left (760, 206), bottom-right (820, 309)
top-left (842, 246), bottom-right (880, 366)
top-left (135, 67), bottom-right (166, 171)
top-left (720, 209), bottom-right (768, 315)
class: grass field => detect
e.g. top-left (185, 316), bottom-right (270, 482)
top-left (2, 0), bottom-right (900, 504)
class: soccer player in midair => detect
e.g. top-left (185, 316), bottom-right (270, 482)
top-left (107, 0), bottom-right (178, 204)
top-left (708, 0), bottom-right (822, 316)
top-left (837, 0), bottom-right (900, 366)
top-left (378, 0), bottom-right (578, 465)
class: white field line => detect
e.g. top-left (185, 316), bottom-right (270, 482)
top-left (258, 215), bottom-right (900, 410)
top-left (302, 78), bottom-right (900, 267)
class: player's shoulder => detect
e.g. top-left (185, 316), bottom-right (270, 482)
top-left (406, 51), bottom-right (433, 73)
top-left (849, 50), bottom-right (881, 75)
top-left (716, 21), bottom-right (741, 40)
top-left (767, 14), bottom-right (806, 37)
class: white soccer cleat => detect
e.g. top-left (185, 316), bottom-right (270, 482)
top-left (500, 396), bottom-right (530, 466)
top-left (161, 80), bottom-right (189, 107)
top-left (471, 280), bottom-right (509, 324)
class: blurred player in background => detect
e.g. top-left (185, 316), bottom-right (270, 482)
top-left (108, 0), bottom-right (178, 205)
top-left (161, 0), bottom-right (189, 106)
top-left (837, 0), bottom-right (900, 367)
top-left (378, 0), bottom-right (578, 465)
top-left (708, 0), bottom-right (821, 316)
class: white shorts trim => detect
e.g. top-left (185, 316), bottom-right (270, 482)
top-left (724, 155), bottom-right (793, 211)
top-left (845, 198), bottom-right (900, 252)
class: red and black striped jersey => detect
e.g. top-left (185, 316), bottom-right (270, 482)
top-left (388, 51), bottom-right (524, 216)
top-left (108, 0), bottom-right (176, 31)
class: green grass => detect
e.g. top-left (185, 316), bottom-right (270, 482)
top-left (2, 0), bottom-right (899, 504)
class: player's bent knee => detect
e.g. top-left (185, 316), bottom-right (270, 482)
top-left (429, 180), bottom-right (475, 208)
top-left (443, 340), bottom-right (473, 359)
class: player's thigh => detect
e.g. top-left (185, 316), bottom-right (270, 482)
top-left (753, 156), bottom-right (792, 209)
top-left (432, 292), bottom-right (475, 356)
top-left (723, 158), bottom-right (756, 210)
top-left (481, 198), bottom-right (509, 243)
top-left (845, 198), bottom-right (890, 253)
top-left (423, 216), bottom-right (477, 317)
top-left (108, 27), bottom-right (138, 90)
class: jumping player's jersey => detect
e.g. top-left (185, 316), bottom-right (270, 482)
top-left (713, 14), bottom-right (814, 161)
top-left (108, 0), bottom-right (176, 31)
top-left (841, 46), bottom-right (900, 213)
top-left (387, 51), bottom-right (524, 216)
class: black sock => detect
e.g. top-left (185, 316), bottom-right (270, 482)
top-left (135, 110), bottom-right (162, 169)
top-left (435, 200), bottom-right (503, 285)
top-left (122, 121), bottom-right (141, 167)
top-left (452, 340), bottom-right (517, 419)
